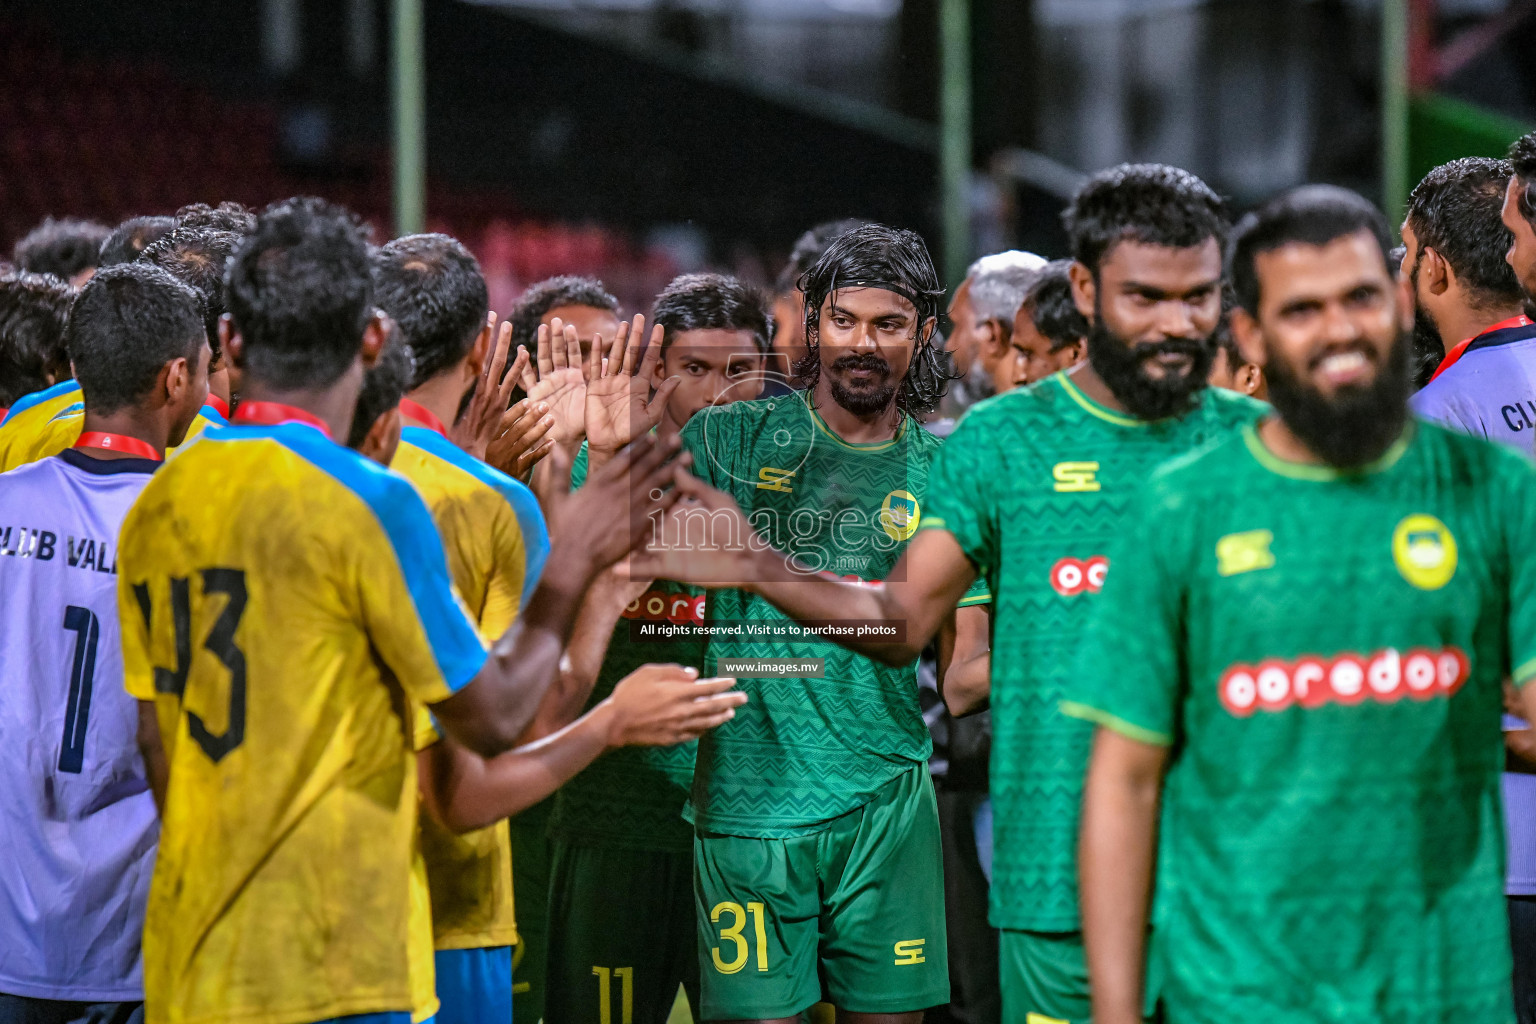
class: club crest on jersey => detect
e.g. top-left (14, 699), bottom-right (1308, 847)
top-left (1216, 529), bottom-right (1275, 577)
top-left (1053, 460), bottom-right (1100, 493)
top-left (879, 490), bottom-right (921, 541)
top-left (1392, 514), bottom-right (1457, 591)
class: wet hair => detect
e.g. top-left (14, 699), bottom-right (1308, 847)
top-left (346, 334), bottom-right (415, 450)
top-left (1064, 163), bottom-right (1228, 275)
top-left (0, 271), bottom-right (76, 406)
top-left (371, 233), bottom-right (488, 389)
top-left (1229, 185), bottom-right (1392, 315)
top-left (1021, 260), bottom-right (1089, 352)
top-left (141, 228), bottom-right (242, 360)
top-left (225, 196), bottom-right (374, 391)
top-left (507, 275), bottom-right (619, 352)
top-left (176, 201), bottom-right (258, 236)
top-left (99, 215), bottom-right (176, 267)
top-left (1509, 132), bottom-right (1536, 227)
top-left (652, 273), bottom-right (772, 356)
top-left (796, 223), bottom-right (952, 415)
top-left (1406, 157), bottom-right (1523, 311)
top-left (13, 217), bottom-right (111, 280)
top-left (64, 262), bottom-right (205, 413)
top-left (775, 218), bottom-right (869, 295)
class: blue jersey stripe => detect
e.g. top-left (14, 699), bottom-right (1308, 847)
top-left (198, 403), bottom-right (228, 426)
top-left (400, 426), bottom-right (550, 602)
top-left (1, 379), bottom-right (81, 426)
top-left (204, 422), bottom-right (488, 695)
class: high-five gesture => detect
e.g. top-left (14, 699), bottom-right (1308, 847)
top-left (585, 314), bottom-right (680, 455)
top-left (518, 317), bottom-right (588, 445)
top-left (450, 313), bottom-right (527, 460)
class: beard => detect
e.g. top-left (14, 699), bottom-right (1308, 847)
top-left (1263, 331), bottom-right (1412, 469)
top-left (1085, 315), bottom-right (1213, 421)
top-left (1408, 264), bottom-right (1447, 387)
top-left (827, 352), bottom-right (897, 415)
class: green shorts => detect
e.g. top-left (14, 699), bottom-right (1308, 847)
top-left (1000, 928), bottom-right (1161, 1024)
top-left (544, 838), bottom-right (699, 1024)
top-left (694, 763), bottom-right (949, 1019)
top-left (509, 797), bottom-right (553, 1024)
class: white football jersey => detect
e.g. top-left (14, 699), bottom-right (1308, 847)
top-left (0, 450), bottom-right (160, 1000)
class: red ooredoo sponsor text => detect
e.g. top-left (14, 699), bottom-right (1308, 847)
top-left (1218, 646), bottom-right (1470, 716)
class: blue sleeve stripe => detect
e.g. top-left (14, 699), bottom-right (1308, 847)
top-left (402, 427), bottom-right (551, 602)
top-left (250, 424), bottom-right (489, 694)
top-left (199, 404), bottom-right (228, 426)
top-left (2, 380), bottom-right (81, 426)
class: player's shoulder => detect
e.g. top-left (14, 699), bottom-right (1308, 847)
top-left (398, 426), bottom-right (529, 503)
top-left (0, 379), bottom-right (82, 428)
top-left (1195, 385), bottom-right (1269, 426)
top-left (1414, 416), bottom-right (1536, 481)
top-left (212, 420), bottom-right (431, 514)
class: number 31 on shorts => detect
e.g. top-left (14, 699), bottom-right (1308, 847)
top-left (710, 901), bottom-right (769, 973)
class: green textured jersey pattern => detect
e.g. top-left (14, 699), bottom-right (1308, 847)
top-left (1066, 421), bottom-right (1536, 1024)
top-left (920, 373), bottom-right (1264, 930)
top-left (681, 393), bottom-right (988, 838)
top-left (548, 442), bottom-right (706, 852)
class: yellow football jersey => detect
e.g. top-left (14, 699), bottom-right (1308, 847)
top-left (393, 424), bottom-right (550, 952)
top-left (0, 380), bottom-right (228, 472)
top-left (118, 417), bottom-right (489, 1024)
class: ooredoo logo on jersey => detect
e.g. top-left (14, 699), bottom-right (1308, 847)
top-left (1218, 645), bottom-right (1469, 716)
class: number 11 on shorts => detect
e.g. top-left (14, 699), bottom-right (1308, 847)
top-left (591, 966), bottom-right (633, 1024)
top-left (710, 901), bottom-right (769, 974)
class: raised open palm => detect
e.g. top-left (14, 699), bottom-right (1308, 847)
top-left (518, 317), bottom-right (588, 444)
top-left (584, 314), bottom-right (679, 453)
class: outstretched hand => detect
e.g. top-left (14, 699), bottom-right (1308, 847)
top-left (624, 465), bottom-right (770, 587)
top-left (585, 314), bottom-right (680, 453)
top-left (606, 666), bottom-right (746, 747)
top-left (548, 433), bottom-right (689, 572)
top-left (518, 318), bottom-right (588, 445)
top-left (451, 313), bottom-right (524, 460)
top-left (485, 396), bottom-right (555, 480)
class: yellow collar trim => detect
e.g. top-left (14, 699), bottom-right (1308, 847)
top-left (808, 400), bottom-right (907, 452)
top-left (1055, 373), bottom-right (1147, 428)
top-left (1241, 421), bottom-right (1413, 481)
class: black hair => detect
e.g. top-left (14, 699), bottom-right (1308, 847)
top-left (1406, 157), bottom-right (1523, 310)
top-left (99, 215), bottom-right (176, 268)
top-left (141, 228), bottom-right (242, 360)
top-left (1229, 184), bottom-right (1393, 314)
top-left (775, 218), bottom-right (870, 295)
top-left (796, 223), bottom-right (952, 415)
top-left (371, 233), bottom-right (489, 389)
top-left (1021, 260), bottom-right (1088, 352)
top-left (1063, 163), bottom-right (1229, 275)
top-left (225, 197), bottom-right (374, 391)
top-left (346, 334), bottom-right (415, 450)
top-left (0, 271), bottom-right (76, 407)
top-left (1509, 132), bottom-right (1536, 226)
top-left (64, 262), bottom-right (205, 414)
top-left (176, 201), bottom-right (258, 236)
top-left (13, 217), bottom-right (112, 280)
top-left (507, 275), bottom-right (619, 353)
top-left (652, 273), bottom-right (772, 356)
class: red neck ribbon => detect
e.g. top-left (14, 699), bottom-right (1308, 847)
top-left (1428, 314), bottom-right (1534, 384)
top-left (399, 398), bottom-right (449, 438)
top-left (74, 431), bottom-right (162, 460)
top-left (232, 401), bottom-right (334, 439)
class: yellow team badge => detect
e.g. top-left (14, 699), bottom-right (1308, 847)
top-left (1216, 529), bottom-right (1275, 577)
top-left (879, 490), bottom-right (921, 541)
top-left (1392, 514), bottom-right (1457, 590)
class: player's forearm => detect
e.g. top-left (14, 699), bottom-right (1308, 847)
top-left (1080, 730), bottom-right (1164, 1024)
top-left (1508, 729), bottom-right (1536, 774)
top-left (942, 651), bottom-right (991, 716)
top-left (520, 576), bottom-right (633, 741)
top-left (425, 702), bottom-right (619, 832)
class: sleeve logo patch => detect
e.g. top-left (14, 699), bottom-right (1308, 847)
top-left (1052, 460), bottom-right (1100, 492)
top-left (1216, 529), bottom-right (1275, 577)
top-left (755, 466), bottom-right (796, 493)
top-left (1393, 514), bottom-right (1457, 590)
top-left (893, 938), bottom-right (926, 965)
top-left (879, 490), bottom-right (921, 541)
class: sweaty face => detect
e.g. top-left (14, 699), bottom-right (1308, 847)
top-left (1502, 177), bottom-right (1536, 302)
top-left (1082, 238), bottom-right (1222, 419)
top-left (1251, 231), bottom-right (1409, 468)
top-left (814, 287), bottom-right (923, 416)
top-left (656, 328), bottom-right (766, 429)
top-left (544, 304), bottom-right (621, 357)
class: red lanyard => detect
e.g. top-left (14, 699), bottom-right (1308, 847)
top-left (1428, 314), bottom-right (1534, 384)
top-left (205, 394), bottom-right (231, 419)
top-left (232, 401), bottom-right (333, 439)
top-left (74, 431), bottom-right (162, 460)
top-left (399, 398), bottom-right (449, 438)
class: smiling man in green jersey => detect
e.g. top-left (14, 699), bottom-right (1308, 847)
top-left (632, 164), bottom-right (1263, 1024)
top-left (1072, 185), bottom-right (1536, 1024)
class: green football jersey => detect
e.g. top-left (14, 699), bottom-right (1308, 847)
top-left (548, 442), bottom-right (706, 852)
top-left (680, 393), bottom-right (988, 837)
top-left (920, 372), bottom-right (1264, 930)
top-left (1066, 421), bottom-right (1536, 1024)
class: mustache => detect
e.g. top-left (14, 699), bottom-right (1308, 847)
top-left (1130, 336), bottom-right (1207, 360)
top-left (830, 353), bottom-right (892, 377)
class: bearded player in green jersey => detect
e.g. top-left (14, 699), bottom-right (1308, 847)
top-left (632, 164), bottom-right (1264, 1024)
top-left (639, 224), bottom-right (992, 1022)
top-left (1072, 186), bottom-right (1536, 1024)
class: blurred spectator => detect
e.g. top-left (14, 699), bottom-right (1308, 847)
top-left (1010, 260), bottom-right (1088, 389)
top-left (0, 271), bottom-right (75, 411)
top-left (941, 250), bottom-right (1047, 416)
top-left (14, 217), bottom-right (111, 287)
top-left (1208, 286), bottom-right (1266, 400)
top-left (98, 215), bottom-right (176, 268)
top-left (507, 275), bottom-right (621, 361)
